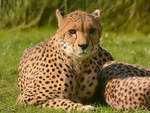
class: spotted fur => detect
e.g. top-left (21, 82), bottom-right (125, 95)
top-left (99, 61), bottom-right (150, 110)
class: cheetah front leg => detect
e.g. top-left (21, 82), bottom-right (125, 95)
top-left (42, 98), bottom-right (96, 112)
top-left (17, 87), bottom-right (96, 112)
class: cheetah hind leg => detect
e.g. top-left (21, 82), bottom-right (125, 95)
top-left (42, 98), bottom-right (96, 112)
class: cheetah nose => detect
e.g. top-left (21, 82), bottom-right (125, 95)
top-left (78, 44), bottom-right (88, 50)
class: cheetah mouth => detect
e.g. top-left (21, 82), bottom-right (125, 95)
top-left (79, 50), bottom-right (88, 56)
top-left (78, 51), bottom-right (92, 58)
top-left (79, 51), bottom-right (86, 55)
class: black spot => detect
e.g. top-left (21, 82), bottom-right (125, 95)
top-left (133, 101), bottom-right (136, 105)
top-left (54, 63), bottom-right (57, 66)
top-left (46, 75), bottom-right (50, 78)
top-left (104, 52), bottom-right (109, 56)
top-left (81, 85), bottom-right (85, 90)
top-left (93, 57), bottom-right (97, 60)
top-left (135, 93), bottom-right (138, 96)
top-left (52, 68), bottom-right (55, 72)
top-left (63, 68), bottom-right (67, 72)
top-left (48, 60), bottom-right (51, 63)
top-left (70, 74), bottom-right (73, 78)
top-left (42, 87), bottom-right (46, 89)
top-left (52, 75), bottom-right (55, 78)
top-left (86, 69), bottom-right (91, 74)
top-left (65, 74), bottom-right (69, 78)
top-left (128, 91), bottom-right (131, 94)
top-left (38, 49), bottom-right (41, 53)
top-left (59, 64), bottom-right (62, 67)
top-left (32, 63), bottom-right (35, 66)
top-left (54, 85), bottom-right (57, 87)
top-left (69, 81), bottom-right (72, 84)
top-left (58, 56), bottom-right (61, 59)
top-left (42, 93), bottom-right (45, 96)
top-left (90, 60), bottom-right (93, 64)
top-left (143, 88), bottom-right (146, 91)
top-left (92, 77), bottom-right (95, 80)
top-left (65, 64), bottom-right (70, 68)
top-left (33, 90), bottom-right (36, 92)
top-left (58, 70), bottom-right (62, 74)
top-left (98, 60), bottom-right (102, 65)
top-left (46, 69), bottom-right (50, 72)
top-left (49, 92), bottom-right (53, 94)
top-left (57, 92), bottom-right (61, 94)
top-left (64, 83), bottom-right (68, 87)
top-left (87, 91), bottom-right (91, 95)
top-left (45, 90), bottom-right (49, 92)
top-left (103, 58), bottom-right (106, 62)
top-left (37, 96), bottom-right (41, 99)
top-left (80, 77), bottom-right (84, 82)
top-left (94, 68), bottom-right (98, 72)
top-left (61, 102), bottom-right (65, 105)
top-left (45, 81), bottom-right (50, 84)
top-left (99, 53), bottom-right (102, 57)
top-left (89, 82), bottom-right (93, 87)
top-left (60, 78), bottom-right (63, 81)
top-left (64, 89), bottom-right (67, 92)
top-left (138, 97), bottom-right (142, 101)
top-left (27, 98), bottom-right (31, 102)
top-left (39, 91), bottom-right (43, 94)
top-left (46, 54), bottom-right (49, 57)
top-left (64, 103), bottom-right (67, 106)
top-left (53, 102), bottom-right (56, 104)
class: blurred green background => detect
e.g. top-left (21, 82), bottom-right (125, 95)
top-left (0, 0), bottom-right (150, 32)
top-left (1, 1), bottom-right (150, 113)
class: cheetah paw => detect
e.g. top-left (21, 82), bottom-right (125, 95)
top-left (81, 105), bottom-right (96, 111)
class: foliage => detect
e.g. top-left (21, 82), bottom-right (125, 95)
top-left (0, 0), bottom-right (150, 32)
top-left (0, 27), bottom-right (150, 113)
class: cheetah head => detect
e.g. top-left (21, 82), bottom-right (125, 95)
top-left (56, 9), bottom-right (101, 59)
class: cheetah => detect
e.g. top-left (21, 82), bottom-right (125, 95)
top-left (17, 9), bottom-right (150, 112)
top-left (99, 61), bottom-right (150, 110)
top-left (17, 9), bottom-right (113, 111)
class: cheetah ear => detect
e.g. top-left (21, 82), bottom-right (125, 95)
top-left (91, 9), bottom-right (101, 20)
top-left (56, 9), bottom-right (64, 27)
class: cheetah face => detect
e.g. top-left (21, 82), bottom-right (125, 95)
top-left (56, 9), bottom-right (101, 59)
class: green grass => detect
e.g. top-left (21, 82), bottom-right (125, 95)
top-left (0, 26), bottom-right (150, 113)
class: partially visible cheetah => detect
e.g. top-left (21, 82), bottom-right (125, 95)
top-left (17, 9), bottom-right (113, 111)
top-left (99, 61), bottom-right (150, 110)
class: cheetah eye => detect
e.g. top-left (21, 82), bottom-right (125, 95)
top-left (69, 29), bottom-right (76, 35)
top-left (89, 28), bottom-right (96, 35)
